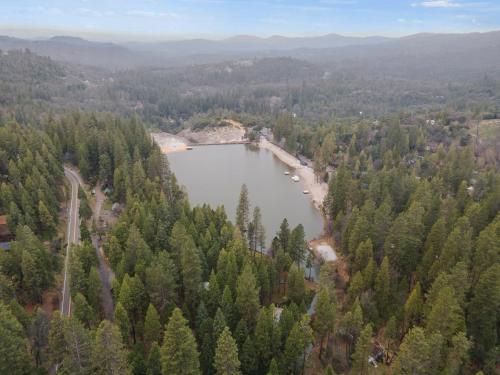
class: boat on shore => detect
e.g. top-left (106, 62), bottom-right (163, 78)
top-left (284, 171), bottom-right (290, 175)
top-left (292, 175), bottom-right (300, 182)
top-left (303, 190), bottom-right (310, 194)
top-left (186, 146), bottom-right (194, 150)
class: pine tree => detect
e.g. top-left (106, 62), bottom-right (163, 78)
top-left (48, 312), bottom-right (66, 365)
top-left (144, 304), bottom-right (161, 350)
top-left (443, 332), bottom-right (471, 375)
top-left (278, 218), bottom-right (291, 252)
top-left (72, 292), bottom-right (94, 328)
top-left (467, 264), bottom-right (500, 365)
top-left (114, 302), bottom-right (131, 345)
top-left (347, 271), bottom-right (364, 305)
top-left (61, 316), bottom-right (92, 374)
top-left (393, 327), bottom-right (443, 375)
top-left (404, 282), bottom-right (423, 331)
top-left (180, 236), bottom-right (202, 311)
top-left (375, 256), bottom-right (390, 317)
top-left (287, 265), bottom-right (306, 306)
top-left (38, 200), bottom-right (56, 236)
top-left (147, 342), bottom-right (162, 375)
top-left (283, 315), bottom-right (313, 375)
top-left (161, 308), bottom-right (200, 375)
top-left (92, 320), bottom-right (128, 375)
top-left (236, 184), bottom-right (250, 235)
top-left (213, 308), bottom-right (227, 341)
top-left (221, 286), bottom-right (235, 330)
top-left (288, 224), bottom-right (306, 267)
top-left (235, 264), bottom-right (260, 328)
top-left (240, 335), bottom-right (257, 375)
top-left (214, 327), bottom-right (241, 375)
top-left (425, 286), bottom-right (464, 342)
top-left (266, 359), bottom-right (279, 375)
top-left (314, 288), bottom-right (335, 359)
top-left (351, 324), bottom-right (372, 375)
top-left (0, 302), bottom-right (32, 374)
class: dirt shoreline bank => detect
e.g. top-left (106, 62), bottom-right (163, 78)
top-left (259, 138), bottom-right (328, 212)
top-left (258, 138), bottom-right (337, 263)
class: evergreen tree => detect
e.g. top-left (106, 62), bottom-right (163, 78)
top-left (61, 316), bottom-right (92, 374)
top-left (283, 315), bottom-right (313, 375)
top-left (235, 264), bottom-right (260, 328)
top-left (87, 266), bottom-right (102, 316)
top-left (404, 282), bottom-right (423, 331)
top-left (288, 224), bottom-right (306, 267)
top-left (266, 359), bottom-right (279, 375)
top-left (425, 286), bottom-right (465, 342)
top-left (0, 302), bottom-right (32, 374)
top-left (147, 342), bottom-right (162, 375)
top-left (467, 264), bottom-right (500, 365)
top-left (161, 308), bottom-right (200, 375)
top-left (278, 219), bottom-right (291, 252)
top-left (375, 256), bottom-right (391, 317)
top-left (240, 336), bottom-right (257, 375)
top-left (393, 327), bottom-right (443, 375)
top-left (214, 327), bottom-right (241, 375)
top-left (72, 292), bottom-right (94, 328)
top-left (114, 302), bottom-right (131, 345)
top-left (236, 184), bottom-right (250, 235)
top-left (314, 288), bottom-right (335, 359)
top-left (287, 265), bottom-right (306, 306)
top-left (351, 324), bottom-right (372, 375)
top-left (144, 304), bottom-right (161, 350)
top-left (92, 320), bottom-right (128, 375)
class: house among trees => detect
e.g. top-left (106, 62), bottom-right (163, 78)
top-left (0, 215), bottom-right (12, 250)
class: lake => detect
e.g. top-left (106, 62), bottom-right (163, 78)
top-left (167, 144), bottom-right (325, 243)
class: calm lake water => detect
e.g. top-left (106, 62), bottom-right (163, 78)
top-left (167, 144), bottom-right (324, 243)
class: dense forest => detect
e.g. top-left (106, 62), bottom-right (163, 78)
top-left (0, 41), bottom-right (499, 375)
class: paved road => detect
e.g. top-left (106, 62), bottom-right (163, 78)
top-left (60, 167), bottom-right (81, 317)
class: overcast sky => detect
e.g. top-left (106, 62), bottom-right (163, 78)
top-left (1, 0), bottom-right (499, 40)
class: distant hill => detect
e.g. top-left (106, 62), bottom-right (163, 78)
top-left (127, 33), bottom-right (390, 55)
top-left (0, 31), bottom-right (499, 78)
top-left (305, 31), bottom-right (500, 80)
top-left (0, 35), bottom-right (141, 69)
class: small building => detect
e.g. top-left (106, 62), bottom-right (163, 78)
top-left (0, 215), bottom-right (12, 242)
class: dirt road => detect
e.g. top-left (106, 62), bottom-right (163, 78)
top-left (61, 167), bottom-right (81, 316)
top-left (92, 184), bottom-right (115, 320)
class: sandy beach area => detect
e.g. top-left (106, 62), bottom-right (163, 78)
top-left (259, 138), bottom-right (328, 211)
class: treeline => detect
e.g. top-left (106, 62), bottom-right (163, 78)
top-left (0, 120), bottom-right (63, 237)
top-left (318, 118), bottom-right (500, 373)
top-left (0, 112), bottom-right (171, 374)
top-left (0, 112), bottom-right (334, 375)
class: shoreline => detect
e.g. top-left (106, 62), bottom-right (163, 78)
top-left (152, 131), bottom-right (336, 263)
top-left (258, 138), bottom-right (328, 212)
top-left (258, 138), bottom-right (337, 263)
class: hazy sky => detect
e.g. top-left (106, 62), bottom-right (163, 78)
top-left (1, 0), bottom-right (499, 40)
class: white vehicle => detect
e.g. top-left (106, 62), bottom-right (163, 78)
top-left (291, 175), bottom-right (300, 182)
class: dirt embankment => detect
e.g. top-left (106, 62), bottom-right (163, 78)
top-left (152, 119), bottom-right (247, 153)
top-left (179, 119), bottom-right (246, 144)
top-left (151, 132), bottom-right (189, 154)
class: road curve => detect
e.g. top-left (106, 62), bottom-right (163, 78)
top-left (60, 167), bottom-right (81, 317)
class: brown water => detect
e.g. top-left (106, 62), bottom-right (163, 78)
top-left (167, 144), bottom-right (324, 242)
